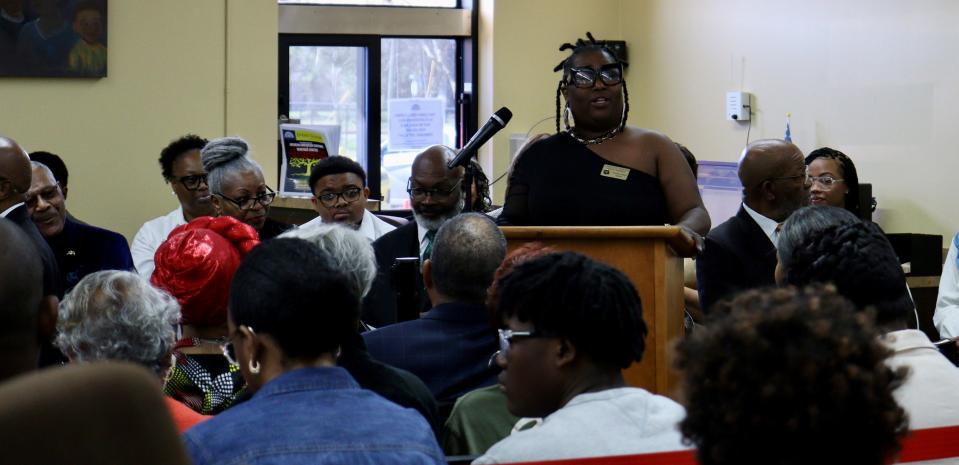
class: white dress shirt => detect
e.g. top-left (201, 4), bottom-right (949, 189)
top-left (934, 234), bottom-right (959, 339)
top-left (0, 202), bottom-right (24, 218)
top-left (299, 209), bottom-right (396, 242)
top-left (131, 208), bottom-right (187, 280)
top-left (742, 202), bottom-right (780, 247)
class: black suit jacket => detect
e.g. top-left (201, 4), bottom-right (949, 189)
top-left (363, 222), bottom-right (431, 327)
top-left (6, 204), bottom-right (62, 298)
top-left (47, 218), bottom-right (134, 292)
top-left (696, 206), bottom-right (778, 313)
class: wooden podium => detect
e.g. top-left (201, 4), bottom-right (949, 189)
top-left (499, 226), bottom-right (697, 399)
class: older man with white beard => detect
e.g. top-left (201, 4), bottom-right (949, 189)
top-left (361, 145), bottom-right (465, 328)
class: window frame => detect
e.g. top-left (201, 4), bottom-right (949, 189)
top-left (277, 3), bottom-right (477, 202)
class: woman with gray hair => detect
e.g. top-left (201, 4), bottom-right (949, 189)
top-left (203, 136), bottom-right (291, 240)
top-left (280, 223), bottom-right (439, 431)
top-left (55, 270), bottom-right (209, 432)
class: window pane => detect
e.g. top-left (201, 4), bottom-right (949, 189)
top-left (288, 46), bottom-right (368, 173)
top-left (279, 0), bottom-right (457, 7)
top-left (380, 38), bottom-right (457, 209)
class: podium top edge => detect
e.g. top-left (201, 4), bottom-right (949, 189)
top-left (498, 226), bottom-right (697, 257)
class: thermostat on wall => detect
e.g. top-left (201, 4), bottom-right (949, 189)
top-left (726, 91), bottom-right (751, 121)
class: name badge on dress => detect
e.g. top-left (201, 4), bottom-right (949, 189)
top-left (600, 164), bottom-right (630, 181)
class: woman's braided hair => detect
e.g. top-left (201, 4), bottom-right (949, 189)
top-left (553, 32), bottom-right (629, 133)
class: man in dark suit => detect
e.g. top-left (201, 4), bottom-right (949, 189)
top-left (27, 161), bottom-right (133, 292)
top-left (0, 136), bottom-right (62, 366)
top-left (363, 145), bottom-right (465, 327)
top-left (364, 213), bottom-right (506, 404)
top-left (697, 139), bottom-right (810, 313)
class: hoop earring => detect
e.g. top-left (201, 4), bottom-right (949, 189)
top-left (563, 102), bottom-right (573, 132)
top-left (248, 359), bottom-right (261, 374)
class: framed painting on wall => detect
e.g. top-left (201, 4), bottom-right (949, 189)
top-left (0, 0), bottom-right (108, 78)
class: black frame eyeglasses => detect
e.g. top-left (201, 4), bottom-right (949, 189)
top-left (172, 173), bottom-right (209, 191)
top-left (566, 63), bottom-right (624, 89)
top-left (216, 186), bottom-right (276, 211)
top-left (406, 178), bottom-right (463, 201)
top-left (316, 186), bottom-right (363, 208)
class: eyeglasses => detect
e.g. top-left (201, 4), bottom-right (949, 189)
top-left (566, 63), bottom-right (624, 89)
top-left (406, 178), bottom-right (463, 201)
top-left (172, 173), bottom-right (208, 191)
top-left (317, 186), bottom-right (363, 208)
top-left (216, 186), bottom-right (276, 211)
top-left (221, 326), bottom-right (255, 366)
top-left (766, 172), bottom-right (810, 185)
top-left (497, 328), bottom-right (548, 358)
top-left (809, 175), bottom-right (844, 190)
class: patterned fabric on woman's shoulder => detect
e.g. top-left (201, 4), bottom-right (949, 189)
top-left (163, 338), bottom-right (246, 415)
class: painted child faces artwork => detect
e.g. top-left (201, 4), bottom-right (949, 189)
top-left (0, 0), bottom-right (108, 78)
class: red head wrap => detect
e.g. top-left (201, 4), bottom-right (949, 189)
top-left (151, 216), bottom-right (260, 327)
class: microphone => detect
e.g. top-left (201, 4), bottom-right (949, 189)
top-left (448, 107), bottom-right (512, 169)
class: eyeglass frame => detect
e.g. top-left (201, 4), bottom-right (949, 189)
top-left (25, 181), bottom-right (63, 210)
top-left (765, 170), bottom-right (811, 185)
top-left (215, 186), bottom-right (277, 211)
top-left (171, 173), bottom-right (209, 191)
top-left (406, 178), bottom-right (463, 201)
top-left (565, 63), bottom-right (624, 89)
top-left (497, 328), bottom-right (550, 358)
top-left (221, 326), bottom-right (255, 366)
top-left (316, 186), bottom-right (364, 208)
top-left (809, 175), bottom-right (844, 190)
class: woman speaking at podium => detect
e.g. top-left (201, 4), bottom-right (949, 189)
top-left (498, 33), bottom-right (709, 240)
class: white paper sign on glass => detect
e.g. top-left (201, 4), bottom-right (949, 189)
top-left (387, 98), bottom-right (445, 151)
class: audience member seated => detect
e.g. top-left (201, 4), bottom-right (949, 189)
top-left (474, 252), bottom-right (687, 464)
top-left (0, 136), bottom-right (61, 366)
top-left (132, 134), bottom-right (213, 279)
top-left (363, 145), bottom-right (466, 327)
top-left (677, 285), bottom-right (907, 465)
top-left (28, 150), bottom-right (83, 223)
top-left (935, 232), bottom-right (959, 338)
top-left (151, 216), bottom-right (259, 415)
top-left (0, 363), bottom-right (192, 465)
top-left (27, 161), bottom-right (133, 292)
top-left (0, 218), bottom-right (43, 383)
top-left (805, 147), bottom-right (865, 218)
top-left (442, 242), bottom-right (554, 457)
top-left (365, 213), bottom-right (505, 407)
top-left (697, 139), bottom-right (809, 313)
top-left (202, 136), bottom-right (291, 241)
top-left (182, 238), bottom-right (444, 464)
top-left (281, 223), bottom-right (439, 431)
top-left (300, 155), bottom-right (396, 241)
top-left (466, 158), bottom-right (493, 213)
top-left (55, 270), bottom-right (209, 432)
top-left (778, 206), bottom-right (959, 429)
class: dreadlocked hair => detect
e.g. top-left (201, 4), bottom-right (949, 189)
top-left (553, 32), bottom-right (629, 134)
top-left (493, 251), bottom-right (647, 369)
top-left (806, 147), bottom-right (862, 217)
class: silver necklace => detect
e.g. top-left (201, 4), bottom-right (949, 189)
top-left (566, 126), bottom-right (621, 146)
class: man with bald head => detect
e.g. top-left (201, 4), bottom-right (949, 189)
top-left (0, 136), bottom-right (61, 367)
top-left (26, 161), bottom-right (132, 292)
top-left (0, 218), bottom-right (44, 383)
top-left (363, 145), bottom-right (466, 327)
top-left (696, 139), bottom-right (810, 313)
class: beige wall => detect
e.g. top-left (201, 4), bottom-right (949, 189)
top-left (0, 0), bottom-right (277, 241)
top-left (619, 0), bottom-right (959, 242)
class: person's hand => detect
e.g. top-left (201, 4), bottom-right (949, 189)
top-left (680, 225), bottom-right (705, 255)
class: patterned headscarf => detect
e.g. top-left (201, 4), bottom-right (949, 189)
top-left (151, 216), bottom-right (259, 326)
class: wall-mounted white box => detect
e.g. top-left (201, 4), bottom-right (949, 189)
top-left (726, 91), bottom-right (751, 121)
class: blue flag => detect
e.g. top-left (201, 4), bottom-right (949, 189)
top-left (784, 113), bottom-right (792, 142)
